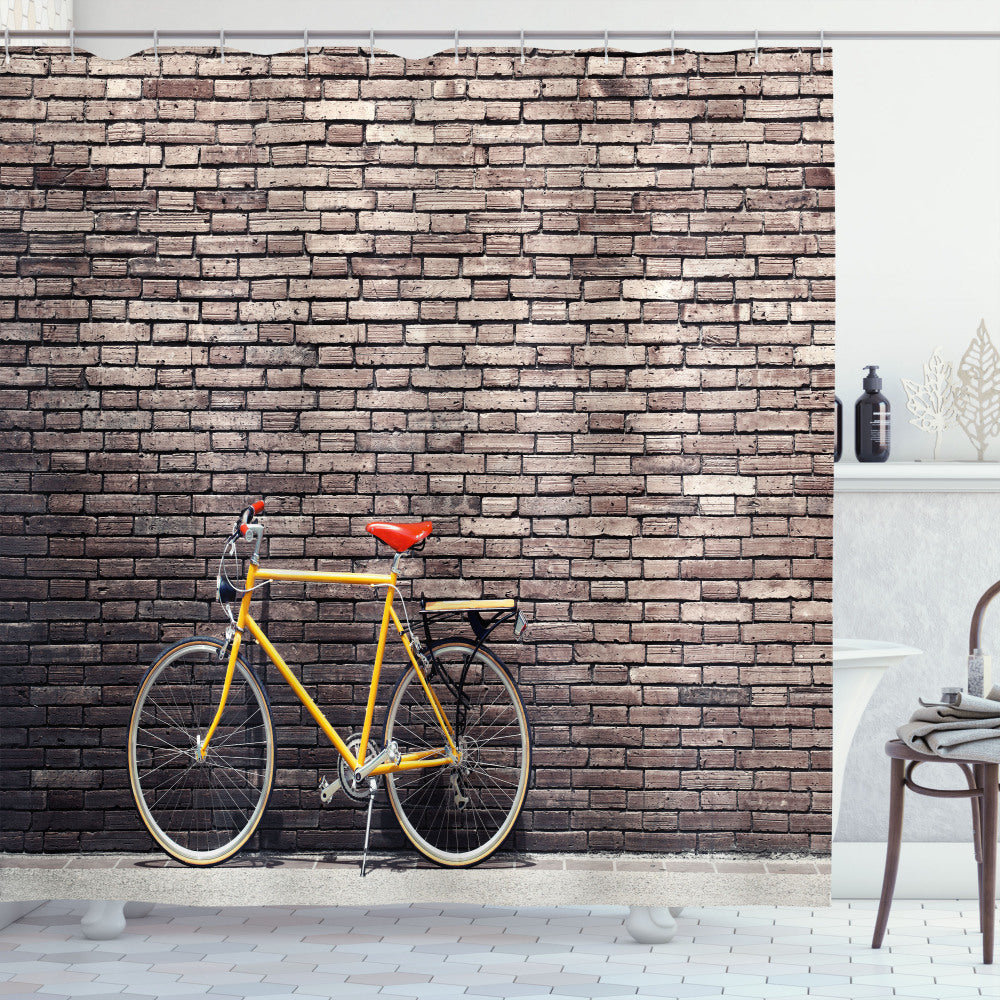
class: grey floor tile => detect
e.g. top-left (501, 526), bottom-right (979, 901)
top-left (32, 986), bottom-right (126, 997)
top-left (549, 987), bottom-right (648, 998)
top-left (203, 987), bottom-right (296, 997)
top-left (376, 987), bottom-right (470, 999)
top-left (632, 988), bottom-right (749, 1000)
top-left (466, 986), bottom-right (565, 998)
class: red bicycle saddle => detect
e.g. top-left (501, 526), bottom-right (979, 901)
top-left (366, 520), bottom-right (433, 553)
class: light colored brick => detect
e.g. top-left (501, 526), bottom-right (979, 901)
top-left (6, 46), bottom-right (833, 858)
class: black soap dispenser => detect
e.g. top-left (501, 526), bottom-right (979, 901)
top-left (855, 365), bottom-right (890, 463)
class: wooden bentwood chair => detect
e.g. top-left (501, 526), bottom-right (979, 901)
top-left (873, 580), bottom-right (1000, 965)
top-left (872, 741), bottom-right (997, 963)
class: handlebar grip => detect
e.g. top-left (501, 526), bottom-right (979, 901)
top-left (237, 500), bottom-right (266, 536)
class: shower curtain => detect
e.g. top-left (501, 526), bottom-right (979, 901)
top-left (0, 42), bottom-right (834, 904)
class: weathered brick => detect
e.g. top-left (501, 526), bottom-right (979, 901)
top-left (0, 43), bottom-right (832, 859)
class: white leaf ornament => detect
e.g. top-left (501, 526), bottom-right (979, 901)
top-left (901, 348), bottom-right (961, 460)
top-left (956, 319), bottom-right (1000, 461)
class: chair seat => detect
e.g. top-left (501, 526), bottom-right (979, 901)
top-left (884, 738), bottom-right (985, 767)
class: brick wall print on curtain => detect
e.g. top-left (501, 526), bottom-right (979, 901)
top-left (0, 45), bottom-right (834, 857)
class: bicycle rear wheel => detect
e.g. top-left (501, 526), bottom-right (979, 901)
top-left (127, 637), bottom-right (275, 866)
top-left (383, 639), bottom-right (531, 867)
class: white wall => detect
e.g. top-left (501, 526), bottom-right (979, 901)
top-left (836, 42), bottom-right (1000, 462)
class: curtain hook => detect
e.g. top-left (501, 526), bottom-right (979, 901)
top-left (670, 28), bottom-right (675, 64)
top-left (454, 29), bottom-right (459, 65)
top-left (520, 28), bottom-right (525, 67)
top-left (304, 29), bottom-right (308, 74)
top-left (820, 28), bottom-right (825, 66)
top-left (754, 28), bottom-right (759, 66)
top-left (220, 28), bottom-right (225, 64)
top-left (604, 29), bottom-right (608, 66)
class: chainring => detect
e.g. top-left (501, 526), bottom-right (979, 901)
top-left (339, 733), bottom-right (379, 803)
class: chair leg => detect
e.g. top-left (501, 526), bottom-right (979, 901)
top-left (972, 764), bottom-right (984, 933)
top-left (873, 757), bottom-right (906, 950)
top-left (981, 763), bottom-right (997, 965)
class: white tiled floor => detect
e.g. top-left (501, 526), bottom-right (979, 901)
top-left (0, 899), bottom-right (995, 999)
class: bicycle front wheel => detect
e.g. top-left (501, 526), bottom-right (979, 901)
top-left (384, 639), bottom-right (531, 867)
top-left (127, 637), bottom-right (275, 866)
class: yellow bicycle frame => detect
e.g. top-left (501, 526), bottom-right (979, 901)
top-left (199, 561), bottom-right (460, 776)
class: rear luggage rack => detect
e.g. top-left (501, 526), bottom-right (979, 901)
top-left (419, 597), bottom-right (528, 663)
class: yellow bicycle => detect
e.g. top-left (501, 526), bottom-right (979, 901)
top-left (127, 501), bottom-right (531, 871)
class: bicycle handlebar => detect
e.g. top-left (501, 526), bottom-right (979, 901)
top-left (236, 500), bottom-right (265, 537)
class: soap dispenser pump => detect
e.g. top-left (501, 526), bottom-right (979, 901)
top-left (855, 365), bottom-right (890, 463)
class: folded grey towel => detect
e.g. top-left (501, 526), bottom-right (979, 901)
top-left (896, 684), bottom-right (1000, 763)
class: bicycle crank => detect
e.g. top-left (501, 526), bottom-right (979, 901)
top-left (353, 739), bottom-right (400, 785)
top-left (319, 734), bottom-right (379, 804)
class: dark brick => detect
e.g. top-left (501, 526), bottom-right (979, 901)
top-left (1, 43), bottom-right (832, 859)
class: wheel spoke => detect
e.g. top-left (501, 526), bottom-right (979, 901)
top-left (136, 725), bottom-right (192, 754)
top-left (134, 748), bottom-right (193, 784)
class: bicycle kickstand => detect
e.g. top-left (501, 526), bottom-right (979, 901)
top-left (360, 777), bottom-right (378, 878)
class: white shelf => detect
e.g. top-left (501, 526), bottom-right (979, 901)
top-left (835, 462), bottom-right (1000, 492)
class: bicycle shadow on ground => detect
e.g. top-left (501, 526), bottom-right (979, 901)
top-left (316, 852), bottom-right (539, 873)
top-left (133, 851), bottom-right (538, 871)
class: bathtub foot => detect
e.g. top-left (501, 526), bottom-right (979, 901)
top-left (624, 906), bottom-right (678, 943)
top-left (80, 901), bottom-right (126, 940)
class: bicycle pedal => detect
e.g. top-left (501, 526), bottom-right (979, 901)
top-left (319, 776), bottom-right (342, 805)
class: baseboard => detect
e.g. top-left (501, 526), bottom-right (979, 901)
top-left (0, 901), bottom-right (41, 930)
top-left (833, 842), bottom-right (980, 899)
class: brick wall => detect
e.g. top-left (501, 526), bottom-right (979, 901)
top-left (0, 45), bottom-right (834, 856)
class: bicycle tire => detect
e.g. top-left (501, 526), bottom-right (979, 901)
top-left (127, 636), bottom-right (275, 866)
top-left (383, 639), bottom-right (531, 867)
